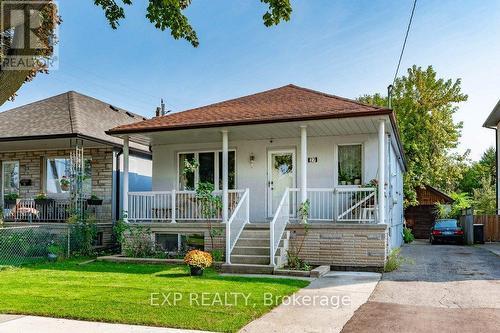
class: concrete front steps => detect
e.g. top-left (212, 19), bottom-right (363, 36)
top-left (221, 224), bottom-right (289, 274)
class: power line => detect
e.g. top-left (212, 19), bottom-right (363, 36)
top-left (393, 0), bottom-right (418, 85)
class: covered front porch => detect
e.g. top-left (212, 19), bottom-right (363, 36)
top-left (118, 116), bottom-right (392, 266)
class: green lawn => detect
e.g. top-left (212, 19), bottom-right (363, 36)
top-left (0, 260), bottom-right (309, 332)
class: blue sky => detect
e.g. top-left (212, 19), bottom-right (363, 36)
top-left (1, 0), bottom-right (499, 160)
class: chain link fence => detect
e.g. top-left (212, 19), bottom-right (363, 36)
top-left (0, 224), bottom-right (98, 266)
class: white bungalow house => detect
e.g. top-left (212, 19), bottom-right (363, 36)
top-left (108, 85), bottom-right (405, 272)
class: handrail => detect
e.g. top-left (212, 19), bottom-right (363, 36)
top-left (225, 188), bottom-right (250, 264)
top-left (337, 191), bottom-right (375, 219)
top-left (269, 188), bottom-right (290, 267)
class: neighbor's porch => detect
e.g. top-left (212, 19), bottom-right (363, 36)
top-left (0, 138), bottom-right (116, 223)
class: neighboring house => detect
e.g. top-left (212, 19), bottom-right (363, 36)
top-left (483, 100), bottom-right (500, 212)
top-left (108, 84), bottom-right (406, 271)
top-left (404, 185), bottom-right (454, 239)
top-left (0, 91), bottom-right (152, 242)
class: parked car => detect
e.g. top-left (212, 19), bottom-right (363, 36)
top-left (430, 219), bottom-right (464, 244)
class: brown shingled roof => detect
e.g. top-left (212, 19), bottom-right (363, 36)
top-left (108, 84), bottom-right (391, 134)
top-left (0, 91), bottom-right (148, 147)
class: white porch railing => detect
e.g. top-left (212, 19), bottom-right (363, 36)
top-left (336, 187), bottom-right (377, 223)
top-left (128, 189), bottom-right (244, 223)
top-left (289, 187), bottom-right (377, 223)
top-left (225, 188), bottom-right (250, 264)
top-left (270, 188), bottom-right (290, 267)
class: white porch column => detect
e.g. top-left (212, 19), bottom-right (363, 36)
top-left (300, 125), bottom-right (308, 204)
top-left (378, 120), bottom-right (385, 224)
top-left (122, 135), bottom-right (130, 222)
top-left (222, 130), bottom-right (229, 223)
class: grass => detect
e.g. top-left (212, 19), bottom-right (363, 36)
top-left (0, 259), bottom-right (309, 332)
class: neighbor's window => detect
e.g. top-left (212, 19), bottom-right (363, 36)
top-left (338, 144), bottom-right (362, 186)
top-left (178, 151), bottom-right (235, 190)
top-left (46, 158), bottom-right (92, 195)
top-left (2, 161), bottom-right (19, 196)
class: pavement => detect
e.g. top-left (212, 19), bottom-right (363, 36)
top-left (0, 315), bottom-right (210, 333)
top-left (341, 240), bottom-right (500, 333)
top-left (239, 271), bottom-right (381, 333)
top-left (478, 242), bottom-right (500, 257)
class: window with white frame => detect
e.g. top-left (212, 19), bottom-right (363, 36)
top-left (178, 151), bottom-right (235, 190)
top-left (46, 158), bottom-right (92, 195)
top-left (2, 161), bottom-right (20, 197)
top-left (338, 144), bottom-right (362, 186)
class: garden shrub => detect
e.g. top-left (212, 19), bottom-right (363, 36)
top-left (403, 227), bottom-right (415, 243)
top-left (122, 226), bottom-right (155, 258)
top-left (384, 248), bottom-right (404, 272)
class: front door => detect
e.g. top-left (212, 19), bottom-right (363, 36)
top-left (267, 149), bottom-right (295, 217)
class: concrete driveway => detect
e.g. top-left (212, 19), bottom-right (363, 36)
top-left (341, 240), bottom-right (500, 333)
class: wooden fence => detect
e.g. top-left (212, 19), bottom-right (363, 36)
top-left (473, 215), bottom-right (500, 242)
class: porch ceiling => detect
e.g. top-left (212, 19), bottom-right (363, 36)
top-left (123, 116), bottom-right (390, 146)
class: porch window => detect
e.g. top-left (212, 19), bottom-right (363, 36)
top-left (338, 144), bottom-right (362, 186)
top-left (178, 151), bottom-right (235, 190)
top-left (46, 158), bottom-right (92, 195)
top-left (2, 161), bottom-right (19, 196)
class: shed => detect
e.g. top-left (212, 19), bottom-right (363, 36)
top-left (404, 185), bottom-right (454, 239)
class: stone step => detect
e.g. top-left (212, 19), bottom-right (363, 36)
top-left (232, 246), bottom-right (270, 256)
top-left (236, 238), bottom-right (285, 247)
top-left (239, 230), bottom-right (270, 238)
top-left (230, 254), bottom-right (270, 265)
top-left (221, 263), bottom-right (274, 274)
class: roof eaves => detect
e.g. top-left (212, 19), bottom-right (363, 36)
top-left (483, 99), bottom-right (500, 129)
top-left (106, 109), bottom-right (393, 135)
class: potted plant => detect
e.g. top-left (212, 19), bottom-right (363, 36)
top-left (87, 194), bottom-right (103, 206)
top-left (47, 243), bottom-right (64, 261)
top-left (59, 176), bottom-right (70, 191)
top-left (34, 192), bottom-right (53, 203)
top-left (184, 249), bottom-right (213, 276)
top-left (3, 193), bottom-right (19, 206)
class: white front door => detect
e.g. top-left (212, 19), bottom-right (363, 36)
top-left (2, 161), bottom-right (20, 203)
top-left (267, 149), bottom-right (295, 217)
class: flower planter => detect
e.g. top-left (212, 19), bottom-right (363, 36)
top-left (34, 198), bottom-right (55, 205)
top-left (87, 199), bottom-right (103, 206)
top-left (189, 266), bottom-right (204, 276)
top-left (3, 199), bottom-right (17, 206)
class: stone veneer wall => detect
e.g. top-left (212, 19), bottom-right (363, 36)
top-left (0, 147), bottom-right (114, 222)
top-left (287, 223), bottom-right (388, 269)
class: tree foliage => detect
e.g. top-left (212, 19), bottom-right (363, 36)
top-left (358, 65), bottom-right (468, 206)
top-left (472, 176), bottom-right (496, 215)
top-left (93, 0), bottom-right (292, 47)
top-left (0, 0), bottom-right (60, 104)
top-left (0, 0), bottom-right (292, 105)
top-left (459, 147), bottom-right (496, 194)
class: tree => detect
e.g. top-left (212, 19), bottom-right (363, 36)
top-left (459, 147), bottom-right (496, 194)
top-left (0, 0), bottom-right (60, 105)
top-left (472, 176), bottom-right (496, 215)
top-left (358, 65), bottom-right (468, 206)
top-left (0, 0), bottom-right (292, 105)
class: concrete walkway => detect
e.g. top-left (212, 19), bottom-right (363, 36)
top-left (239, 271), bottom-right (381, 333)
top-left (0, 315), bottom-right (211, 333)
